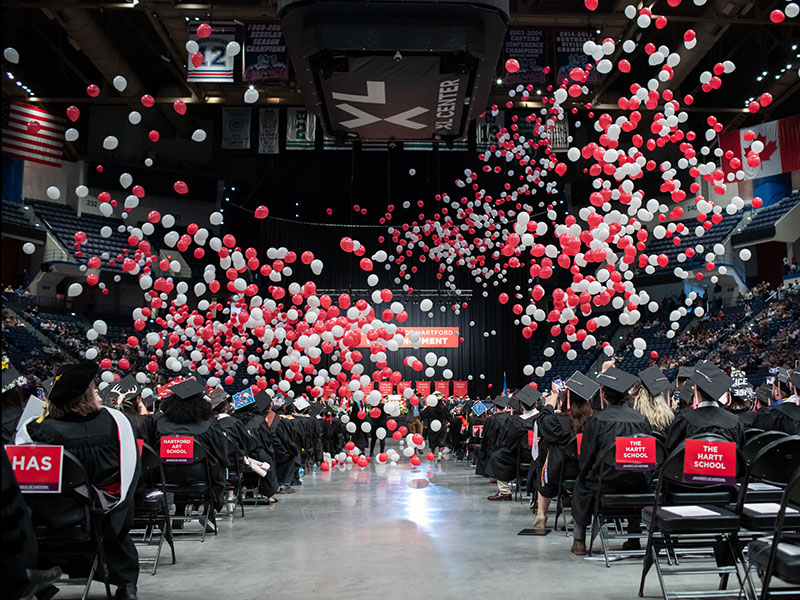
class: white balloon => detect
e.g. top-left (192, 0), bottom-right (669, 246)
top-left (102, 136), bottom-right (119, 150)
top-left (3, 47), bottom-right (20, 64)
top-left (185, 40), bottom-right (199, 54)
top-left (360, 421), bottom-right (372, 433)
top-left (22, 242), bottom-right (35, 254)
top-left (346, 422), bottom-right (357, 433)
top-left (85, 347), bottom-right (98, 360)
top-left (112, 75), bottom-right (127, 92)
top-left (99, 202), bottom-right (113, 217)
top-left (75, 185), bottom-right (89, 198)
top-left (431, 419), bottom-right (442, 432)
top-left (65, 128), bottom-right (79, 142)
top-left (128, 111), bottom-right (142, 125)
top-left (225, 41), bottom-right (241, 56)
top-left (68, 283), bottom-right (83, 297)
top-left (209, 212), bottom-right (224, 225)
top-left (191, 128), bottom-right (207, 142)
top-left (244, 88), bottom-right (259, 104)
top-left (144, 158), bottom-right (153, 167)
top-left (46, 186), bottom-right (60, 200)
top-left (376, 427), bottom-right (386, 440)
top-left (739, 248), bottom-right (752, 261)
top-left (93, 319), bottom-right (108, 335)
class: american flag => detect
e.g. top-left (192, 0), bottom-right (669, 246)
top-left (2, 100), bottom-right (64, 167)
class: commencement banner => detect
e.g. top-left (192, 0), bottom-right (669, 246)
top-left (357, 327), bottom-right (459, 348)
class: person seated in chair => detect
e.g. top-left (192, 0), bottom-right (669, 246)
top-left (100, 375), bottom-right (156, 447)
top-left (665, 362), bottom-right (745, 452)
top-left (738, 384), bottom-right (771, 428)
top-left (22, 361), bottom-right (142, 600)
top-left (532, 384), bottom-right (592, 528)
top-left (632, 366), bottom-right (675, 436)
top-left (156, 377), bottom-right (229, 529)
top-left (570, 367), bottom-right (652, 556)
top-left (752, 368), bottom-right (800, 435)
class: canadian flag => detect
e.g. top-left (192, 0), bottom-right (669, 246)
top-left (720, 115), bottom-right (800, 180)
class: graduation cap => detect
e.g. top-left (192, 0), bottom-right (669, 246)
top-left (39, 376), bottom-right (57, 397)
top-left (2, 358), bottom-right (27, 393)
top-left (206, 387), bottom-right (230, 409)
top-left (565, 371), bottom-right (600, 403)
top-left (470, 401), bottom-right (488, 417)
top-left (271, 396), bottom-right (287, 409)
top-left (778, 367), bottom-right (791, 384)
top-left (168, 377), bottom-right (205, 401)
top-left (48, 361), bottom-right (98, 407)
top-left (231, 386), bottom-right (256, 411)
top-left (791, 370), bottom-right (800, 389)
top-left (294, 397), bottom-right (310, 411)
top-left (596, 367), bottom-right (639, 394)
top-left (253, 388), bottom-right (272, 413)
top-left (512, 385), bottom-right (542, 410)
top-left (755, 384), bottom-right (772, 405)
top-left (506, 396), bottom-right (522, 413)
top-left (689, 361), bottom-right (732, 403)
top-left (678, 379), bottom-right (695, 407)
top-left (492, 395), bottom-right (509, 409)
top-left (638, 366), bottom-right (671, 396)
top-left (677, 366), bottom-right (695, 380)
top-left (100, 374), bottom-right (141, 408)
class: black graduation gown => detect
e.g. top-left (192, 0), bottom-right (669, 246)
top-left (665, 405), bottom-right (746, 453)
top-left (476, 412), bottom-right (510, 477)
top-left (572, 404), bottom-right (653, 528)
top-left (28, 410), bottom-right (142, 586)
top-left (536, 405), bottom-right (578, 496)
top-left (736, 410), bottom-right (758, 428)
top-left (1, 449), bottom-right (38, 599)
top-left (241, 414), bottom-right (280, 497)
top-left (155, 416), bottom-right (229, 511)
top-left (421, 402), bottom-right (449, 450)
top-left (273, 416), bottom-right (301, 485)
top-left (125, 412), bottom-right (157, 448)
top-left (751, 402), bottom-right (800, 435)
top-left (2, 404), bottom-right (23, 444)
top-left (486, 413), bottom-right (537, 482)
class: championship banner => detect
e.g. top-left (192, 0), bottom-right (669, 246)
top-left (554, 30), bottom-right (599, 88)
top-left (286, 108), bottom-right (316, 150)
top-left (434, 381), bottom-right (449, 396)
top-left (719, 115), bottom-right (800, 181)
top-left (160, 436), bottom-right (194, 464)
top-left (356, 327), bottom-right (459, 348)
top-left (222, 108), bottom-right (251, 150)
top-left (453, 381), bottom-right (468, 396)
top-left (683, 439), bottom-right (736, 485)
top-left (615, 437), bottom-right (657, 471)
top-left (187, 21), bottom-right (236, 83)
top-left (503, 29), bottom-right (547, 86)
top-left (6, 445), bottom-right (63, 493)
top-left (398, 381), bottom-right (412, 396)
top-left (415, 381), bottom-right (431, 397)
top-left (243, 23), bottom-right (289, 83)
top-left (258, 108), bottom-right (280, 154)
top-left (378, 381), bottom-right (393, 396)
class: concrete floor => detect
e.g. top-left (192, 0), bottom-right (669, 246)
top-left (60, 454), bottom-right (763, 600)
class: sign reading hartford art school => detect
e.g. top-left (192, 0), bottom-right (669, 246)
top-left (357, 327), bottom-right (459, 348)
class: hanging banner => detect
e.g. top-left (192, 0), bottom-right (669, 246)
top-left (286, 108), bottom-right (316, 150)
top-left (615, 437), bottom-right (657, 471)
top-left (360, 382), bottom-right (374, 396)
top-left (415, 381), bottom-right (431, 397)
top-left (222, 108), bottom-right (251, 150)
top-left (187, 21), bottom-right (236, 83)
top-left (357, 327), bottom-right (459, 348)
top-left (378, 381), bottom-right (393, 396)
top-left (6, 445), bottom-right (64, 493)
top-left (398, 381), bottom-right (412, 396)
top-left (503, 29), bottom-right (548, 86)
top-left (683, 439), bottom-right (736, 485)
top-left (476, 112), bottom-right (505, 152)
top-left (453, 381), bottom-right (468, 396)
top-left (719, 115), bottom-right (800, 181)
top-left (243, 23), bottom-right (289, 83)
top-left (258, 108), bottom-right (280, 154)
top-left (434, 381), bottom-right (450, 397)
top-left (554, 30), bottom-right (599, 88)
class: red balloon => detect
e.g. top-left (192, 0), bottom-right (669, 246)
top-left (197, 23), bottom-right (212, 37)
top-left (412, 433), bottom-right (424, 446)
top-left (173, 100), bottom-right (187, 115)
top-left (26, 121), bottom-right (41, 135)
top-left (191, 52), bottom-right (204, 68)
top-left (320, 461), bottom-right (330, 471)
top-left (504, 58), bottom-right (520, 73)
top-left (174, 181), bottom-right (188, 195)
top-left (66, 106), bottom-right (80, 122)
top-left (148, 130), bottom-right (160, 142)
top-left (410, 456), bottom-right (421, 467)
top-left (86, 84), bottom-right (100, 97)
top-left (386, 419), bottom-right (397, 431)
top-left (141, 94), bottom-right (155, 108)
top-left (254, 205), bottom-right (269, 219)
top-left (584, 0), bottom-right (598, 9)
top-left (426, 452), bottom-right (435, 461)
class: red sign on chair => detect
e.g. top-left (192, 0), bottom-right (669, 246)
top-left (472, 425), bottom-right (484, 438)
top-left (615, 437), bottom-right (656, 470)
top-left (683, 439), bottom-right (736, 485)
top-left (160, 437), bottom-right (194, 464)
top-left (5, 445), bottom-right (64, 493)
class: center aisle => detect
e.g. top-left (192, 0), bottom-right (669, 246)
top-left (131, 455), bottom-right (673, 600)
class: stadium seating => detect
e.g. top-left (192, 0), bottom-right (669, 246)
top-left (1, 198), bottom-right (39, 231)
top-left (739, 192), bottom-right (800, 236)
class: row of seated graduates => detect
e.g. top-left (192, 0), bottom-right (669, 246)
top-left (1, 359), bottom-right (351, 600)
top-left (475, 360), bottom-right (800, 599)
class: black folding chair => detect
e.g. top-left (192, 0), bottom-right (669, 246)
top-left (223, 447), bottom-right (246, 519)
top-left (743, 431), bottom-right (788, 464)
top-left (25, 450), bottom-right (113, 600)
top-left (133, 443), bottom-right (176, 575)
top-left (160, 438), bottom-right (217, 542)
top-left (587, 434), bottom-right (666, 567)
top-left (747, 467), bottom-right (800, 600)
top-left (638, 435), bottom-right (754, 600)
top-left (743, 428), bottom-right (765, 441)
top-left (553, 436), bottom-right (580, 535)
top-left (515, 438), bottom-right (533, 503)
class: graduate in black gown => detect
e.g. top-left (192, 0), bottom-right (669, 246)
top-left (485, 386), bottom-right (540, 501)
top-left (631, 366), bottom-right (675, 436)
top-left (532, 386), bottom-right (591, 528)
top-left (2, 359), bottom-right (30, 444)
top-left (155, 378), bottom-right (230, 517)
top-left (739, 384), bottom-right (772, 428)
top-left (100, 375), bottom-right (157, 447)
top-left (752, 368), bottom-right (800, 435)
top-left (571, 368), bottom-right (652, 556)
top-left (235, 391), bottom-right (281, 502)
top-left (25, 361), bottom-right (142, 600)
top-left (665, 362), bottom-right (745, 452)
top-left (271, 398), bottom-right (302, 491)
top-left (476, 396), bottom-right (512, 478)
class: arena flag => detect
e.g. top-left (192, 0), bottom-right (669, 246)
top-left (187, 21), bottom-right (236, 83)
top-left (2, 100), bottom-right (64, 167)
top-left (286, 108), bottom-right (316, 150)
top-left (258, 108), bottom-right (280, 154)
top-left (222, 108), bottom-right (251, 149)
top-left (719, 114), bottom-right (800, 179)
